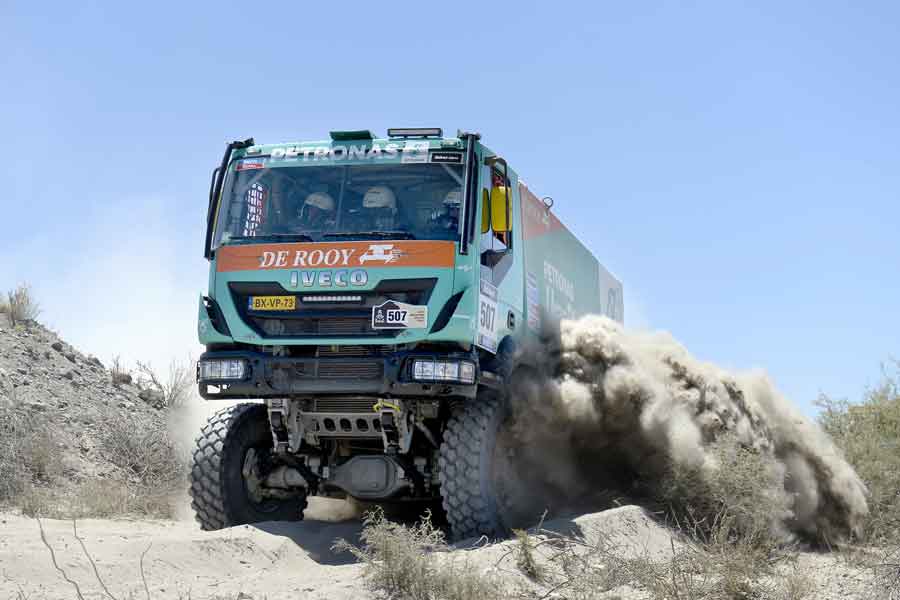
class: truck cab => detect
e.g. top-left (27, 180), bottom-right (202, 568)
top-left (190, 129), bottom-right (623, 539)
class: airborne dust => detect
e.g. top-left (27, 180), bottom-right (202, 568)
top-left (501, 315), bottom-right (868, 542)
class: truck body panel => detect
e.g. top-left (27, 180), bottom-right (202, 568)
top-left (191, 130), bottom-right (625, 536)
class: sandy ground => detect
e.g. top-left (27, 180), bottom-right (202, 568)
top-left (0, 501), bottom-right (881, 600)
top-left (0, 499), bottom-right (367, 600)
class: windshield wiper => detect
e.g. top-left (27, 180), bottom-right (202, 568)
top-left (323, 231), bottom-right (417, 240)
top-left (225, 233), bottom-right (314, 244)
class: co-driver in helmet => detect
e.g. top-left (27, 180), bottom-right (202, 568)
top-left (428, 189), bottom-right (462, 236)
top-left (361, 186), bottom-right (400, 231)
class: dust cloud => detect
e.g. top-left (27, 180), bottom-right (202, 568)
top-left (503, 315), bottom-right (868, 542)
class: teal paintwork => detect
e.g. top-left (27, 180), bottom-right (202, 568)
top-left (201, 134), bottom-right (620, 354)
top-left (208, 262), bottom-right (466, 347)
top-left (197, 294), bottom-right (233, 345)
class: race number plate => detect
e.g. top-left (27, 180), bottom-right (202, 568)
top-left (372, 300), bottom-right (427, 329)
top-left (248, 296), bottom-right (296, 311)
top-left (476, 279), bottom-right (499, 353)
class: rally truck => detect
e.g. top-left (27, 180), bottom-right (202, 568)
top-left (191, 128), bottom-right (624, 539)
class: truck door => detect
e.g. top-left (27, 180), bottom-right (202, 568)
top-left (475, 160), bottom-right (523, 354)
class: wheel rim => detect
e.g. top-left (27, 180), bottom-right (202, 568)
top-left (241, 447), bottom-right (285, 514)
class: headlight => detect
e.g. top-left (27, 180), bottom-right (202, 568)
top-left (411, 359), bottom-right (476, 384)
top-left (198, 358), bottom-right (248, 381)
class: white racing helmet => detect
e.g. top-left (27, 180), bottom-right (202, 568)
top-left (362, 186), bottom-right (397, 211)
top-left (443, 189), bottom-right (462, 208)
top-left (304, 192), bottom-right (335, 212)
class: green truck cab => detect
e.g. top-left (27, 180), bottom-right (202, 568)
top-left (190, 129), bottom-right (624, 538)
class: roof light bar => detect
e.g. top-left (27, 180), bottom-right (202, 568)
top-left (387, 127), bottom-right (442, 138)
top-left (330, 130), bottom-right (374, 141)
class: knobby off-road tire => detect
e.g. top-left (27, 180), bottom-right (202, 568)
top-left (190, 403), bottom-right (306, 531)
top-left (439, 392), bottom-right (510, 540)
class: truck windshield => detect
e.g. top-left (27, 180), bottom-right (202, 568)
top-left (214, 162), bottom-right (464, 247)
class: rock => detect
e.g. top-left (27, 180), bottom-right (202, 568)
top-left (87, 355), bottom-right (104, 369)
top-left (112, 372), bottom-right (133, 386)
top-left (64, 352), bottom-right (77, 363)
top-left (51, 341), bottom-right (63, 352)
top-left (138, 388), bottom-right (166, 408)
top-left (43, 350), bottom-right (51, 359)
top-left (17, 367), bottom-right (27, 375)
top-left (62, 370), bottom-right (75, 380)
top-left (24, 400), bottom-right (47, 412)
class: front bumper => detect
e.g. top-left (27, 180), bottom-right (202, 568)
top-left (197, 349), bottom-right (480, 400)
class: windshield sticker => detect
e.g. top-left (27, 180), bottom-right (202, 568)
top-left (400, 141), bottom-right (429, 164)
top-left (216, 240), bottom-right (455, 272)
top-left (372, 300), bottom-right (427, 329)
top-left (359, 243), bottom-right (404, 264)
top-left (430, 151), bottom-right (463, 164)
top-left (242, 183), bottom-right (267, 237)
top-left (236, 159), bottom-right (265, 171)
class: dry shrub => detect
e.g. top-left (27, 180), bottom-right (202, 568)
top-left (509, 518), bottom-right (812, 600)
top-left (136, 357), bottom-right (194, 408)
top-left (5, 283), bottom-right (40, 327)
top-left (100, 413), bottom-right (187, 489)
top-left (817, 362), bottom-right (900, 544)
top-left (0, 404), bottom-right (31, 502)
top-left (333, 508), bottom-right (503, 600)
top-left (110, 355), bottom-right (133, 386)
top-left (518, 526), bottom-right (645, 599)
top-left (513, 528), bottom-right (544, 581)
top-left (52, 415), bottom-right (189, 519)
top-left (773, 564), bottom-right (817, 600)
top-left (69, 478), bottom-right (178, 519)
top-left (658, 434), bottom-right (789, 553)
top-left (0, 403), bottom-right (63, 505)
top-left (501, 437), bottom-right (801, 600)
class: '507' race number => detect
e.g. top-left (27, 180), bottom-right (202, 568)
top-left (477, 280), bottom-right (499, 352)
top-left (372, 300), bottom-right (427, 330)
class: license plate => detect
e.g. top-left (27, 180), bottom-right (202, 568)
top-left (249, 296), bottom-right (296, 311)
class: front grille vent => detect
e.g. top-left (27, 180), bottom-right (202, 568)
top-left (313, 398), bottom-right (379, 413)
top-left (319, 360), bottom-right (383, 379)
top-left (268, 359), bottom-right (384, 383)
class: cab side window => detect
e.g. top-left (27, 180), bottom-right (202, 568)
top-left (480, 166), bottom-right (512, 257)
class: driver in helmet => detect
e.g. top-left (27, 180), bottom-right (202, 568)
top-left (361, 186), bottom-right (399, 230)
top-left (295, 192), bottom-right (336, 231)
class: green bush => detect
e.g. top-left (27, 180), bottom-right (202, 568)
top-left (333, 509), bottom-right (503, 600)
top-left (5, 283), bottom-right (40, 327)
top-left (817, 363), bottom-right (900, 543)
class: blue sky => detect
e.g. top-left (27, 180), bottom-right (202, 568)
top-left (2, 1), bottom-right (897, 414)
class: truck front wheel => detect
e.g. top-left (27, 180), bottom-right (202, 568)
top-left (190, 403), bottom-right (306, 531)
top-left (439, 391), bottom-right (517, 540)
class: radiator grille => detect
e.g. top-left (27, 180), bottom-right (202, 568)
top-left (312, 398), bottom-right (379, 413)
top-left (268, 359), bottom-right (383, 382)
top-left (255, 316), bottom-right (383, 337)
top-left (319, 360), bottom-right (383, 379)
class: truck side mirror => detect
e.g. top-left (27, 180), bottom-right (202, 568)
top-left (490, 186), bottom-right (510, 232)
